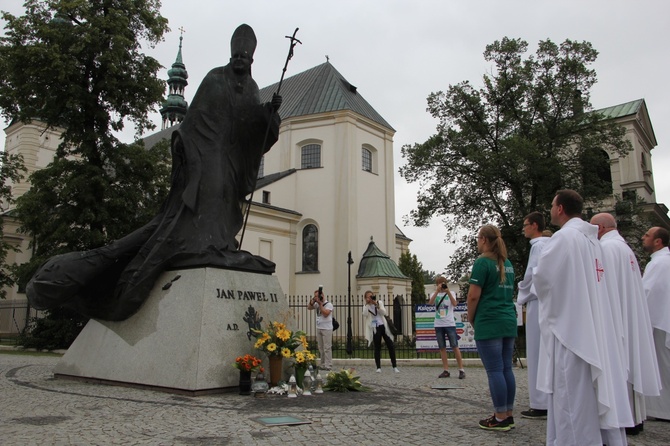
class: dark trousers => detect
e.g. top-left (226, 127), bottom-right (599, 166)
top-left (373, 325), bottom-right (397, 368)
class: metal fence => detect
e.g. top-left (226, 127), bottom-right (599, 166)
top-left (0, 302), bottom-right (44, 344)
top-left (287, 293), bottom-right (527, 360)
top-left (0, 296), bottom-right (527, 359)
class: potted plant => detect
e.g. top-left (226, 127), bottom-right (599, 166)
top-left (252, 321), bottom-right (306, 386)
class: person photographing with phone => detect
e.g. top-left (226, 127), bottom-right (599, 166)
top-left (362, 291), bottom-right (400, 373)
top-left (307, 286), bottom-right (333, 371)
top-left (428, 276), bottom-right (465, 379)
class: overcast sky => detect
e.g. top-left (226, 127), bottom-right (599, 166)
top-left (2, 0), bottom-right (669, 275)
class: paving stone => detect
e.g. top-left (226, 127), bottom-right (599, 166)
top-left (1, 354), bottom-right (667, 445)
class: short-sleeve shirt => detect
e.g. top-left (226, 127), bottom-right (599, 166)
top-left (469, 256), bottom-right (517, 340)
top-left (316, 301), bottom-right (334, 330)
top-left (433, 292), bottom-right (456, 328)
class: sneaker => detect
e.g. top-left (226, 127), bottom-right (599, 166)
top-left (506, 416), bottom-right (515, 429)
top-left (376, 368), bottom-right (381, 373)
top-left (520, 408), bottom-right (547, 419)
top-left (479, 414), bottom-right (511, 432)
top-left (458, 370), bottom-right (466, 379)
top-left (393, 367), bottom-right (400, 373)
top-left (438, 370), bottom-right (450, 378)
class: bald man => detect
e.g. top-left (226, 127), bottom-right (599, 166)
top-left (591, 213), bottom-right (660, 435)
top-left (641, 226), bottom-right (670, 421)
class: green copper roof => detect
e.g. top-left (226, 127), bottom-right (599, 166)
top-left (356, 238), bottom-right (408, 279)
top-left (595, 99), bottom-right (643, 119)
top-left (259, 62), bottom-right (394, 131)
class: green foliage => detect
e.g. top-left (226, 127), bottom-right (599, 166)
top-left (421, 268), bottom-right (436, 283)
top-left (18, 307), bottom-right (87, 350)
top-left (323, 368), bottom-right (370, 392)
top-left (0, 151), bottom-right (26, 298)
top-left (612, 193), bottom-right (655, 269)
top-left (0, 1), bottom-right (170, 344)
top-left (400, 37), bottom-right (631, 279)
top-left (398, 251), bottom-right (426, 306)
top-left (15, 140), bottom-right (171, 260)
top-left (0, 0), bottom-right (169, 156)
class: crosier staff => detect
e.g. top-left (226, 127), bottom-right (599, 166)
top-left (239, 28), bottom-right (301, 249)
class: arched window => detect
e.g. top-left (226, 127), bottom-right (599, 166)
top-left (257, 156), bottom-right (264, 178)
top-left (301, 144), bottom-right (321, 169)
top-left (362, 148), bottom-right (372, 172)
top-left (302, 224), bottom-right (318, 272)
top-left (581, 148), bottom-right (612, 197)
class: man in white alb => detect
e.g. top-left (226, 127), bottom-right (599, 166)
top-left (517, 211), bottom-right (549, 419)
top-left (533, 190), bottom-right (632, 446)
top-left (591, 213), bottom-right (661, 435)
top-left (641, 226), bottom-right (670, 421)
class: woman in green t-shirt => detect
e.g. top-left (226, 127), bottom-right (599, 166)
top-left (467, 224), bottom-right (517, 432)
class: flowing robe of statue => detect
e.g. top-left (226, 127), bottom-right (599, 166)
top-left (27, 59), bottom-right (280, 321)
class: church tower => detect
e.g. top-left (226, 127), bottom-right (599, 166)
top-left (159, 31), bottom-right (189, 129)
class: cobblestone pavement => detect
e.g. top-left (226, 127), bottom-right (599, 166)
top-left (1, 353), bottom-right (668, 445)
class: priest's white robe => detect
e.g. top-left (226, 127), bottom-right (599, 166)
top-left (517, 236), bottom-right (549, 411)
top-left (600, 230), bottom-right (661, 426)
top-left (533, 218), bottom-right (632, 446)
top-left (642, 247), bottom-right (670, 420)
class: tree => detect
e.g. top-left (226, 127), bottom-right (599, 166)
top-left (0, 1), bottom-right (171, 273)
top-left (0, 1), bottom-right (171, 347)
top-left (0, 151), bottom-right (26, 299)
top-left (400, 37), bottom-right (631, 279)
top-left (0, 1), bottom-right (169, 154)
top-left (398, 251), bottom-right (426, 306)
top-left (16, 140), bottom-right (171, 278)
top-left (421, 268), bottom-right (436, 283)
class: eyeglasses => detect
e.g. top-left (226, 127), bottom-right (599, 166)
top-left (522, 223), bottom-right (531, 227)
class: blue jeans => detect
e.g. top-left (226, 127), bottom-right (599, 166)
top-left (476, 337), bottom-right (516, 413)
top-left (435, 326), bottom-right (459, 349)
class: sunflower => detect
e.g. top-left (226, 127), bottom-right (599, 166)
top-left (276, 328), bottom-right (291, 342)
top-left (252, 320), bottom-right (306, 358)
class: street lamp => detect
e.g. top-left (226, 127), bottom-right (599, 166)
top-left (346, 251), bottom-right (354, 356)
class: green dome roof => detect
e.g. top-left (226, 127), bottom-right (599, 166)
top-left (356, 237), bottom-right (408, 279)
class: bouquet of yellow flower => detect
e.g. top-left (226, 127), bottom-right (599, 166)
top-left (293, 349), bottom-right (317, 371)
top-left (252, 321), bottom-right (307, 358)
top-left (233, 354), bottom-right (264, 373)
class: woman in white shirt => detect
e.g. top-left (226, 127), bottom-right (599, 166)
top-left (362, 291), bottom-right (399, 373)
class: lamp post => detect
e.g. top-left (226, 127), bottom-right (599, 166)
top-left (346, 251), bottom-right (354, 356)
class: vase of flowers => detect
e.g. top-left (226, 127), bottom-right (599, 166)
top-left (233, 354), bottom-right (264, 395)
top-left (292, 349), bottom-right (317, 388)
top-left (253, 321), bottom-right (306, 386)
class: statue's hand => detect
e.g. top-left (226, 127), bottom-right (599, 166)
top-left (271, 93), bottom-right (282, 111)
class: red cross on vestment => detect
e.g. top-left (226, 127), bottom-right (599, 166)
top-left (595, 258), bottom-right (605, 282)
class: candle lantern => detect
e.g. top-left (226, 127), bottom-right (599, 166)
top-left (287, 374), bottom-right (298, 398)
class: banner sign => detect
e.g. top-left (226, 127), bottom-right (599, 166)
top-left (415, 303), bottom-right (477, 352)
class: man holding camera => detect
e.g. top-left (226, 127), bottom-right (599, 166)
top-left (307, 287), bottom-right (334, 370)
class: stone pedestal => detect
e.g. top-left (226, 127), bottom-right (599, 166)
top-left (53, 267), bottom-right (289, 395)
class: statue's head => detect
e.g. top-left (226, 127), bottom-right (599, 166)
top-left (230, 24), bottom-right (256, 75)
